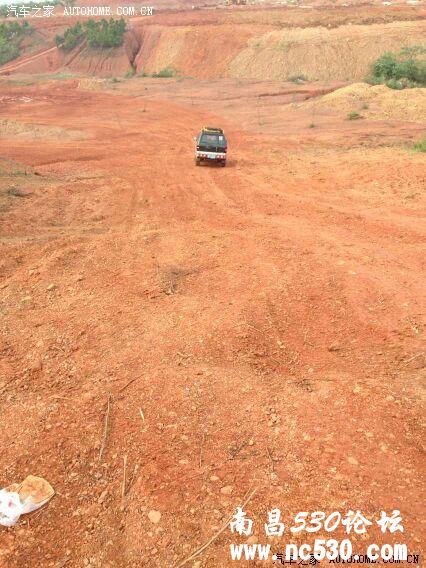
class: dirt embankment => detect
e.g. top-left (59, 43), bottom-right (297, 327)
top-left (1, 6), bottom-right (425, 79)
top-left (0, 30), bottom-right (140, 77)
top-left (134, 19), bottom-right (426, 81)
top-left (58, 14), bottom-right (425, 81)
top-left (0, 118), bottom-right (85, 139)
top-left (227, 20), bottom-right (426, 81)
top-left (301, 82), bottom-right (426, 121)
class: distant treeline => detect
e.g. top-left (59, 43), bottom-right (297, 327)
top-left (55, 18), bottom-right (126, 51)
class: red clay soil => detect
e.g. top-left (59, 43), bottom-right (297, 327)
top-left (0, 79), bottom-right (424, 567)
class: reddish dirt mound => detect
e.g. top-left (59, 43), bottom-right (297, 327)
top-left (0, 79), bottom-right (424, 567)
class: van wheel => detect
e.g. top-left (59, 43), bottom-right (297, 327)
top-left (195, 158), bottom-right (200, 166)
top-left (221, 161), bottom-right (226, 167)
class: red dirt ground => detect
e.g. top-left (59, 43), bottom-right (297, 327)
top-left (0, 76), bottom-right (424, 567)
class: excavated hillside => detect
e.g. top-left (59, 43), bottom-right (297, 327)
top-left (133, 19), bottom-right (426, 80)
top-left (298, 82), bottom-right (426, 121)
top-left (0, 5), bottom-right (425, 80)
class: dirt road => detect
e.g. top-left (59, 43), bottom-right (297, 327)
top-left (0, 80), bottom-right (424, 567)
top-left (0, 47), bottom-right (58, 75)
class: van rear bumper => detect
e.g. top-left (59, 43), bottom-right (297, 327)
top-left (195, 151), bottom-right (226, 162)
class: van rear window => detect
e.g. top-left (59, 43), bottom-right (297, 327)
top-left (200, 134), bottom-right (226, 147)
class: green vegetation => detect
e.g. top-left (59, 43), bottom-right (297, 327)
top-left (384, 78), bottom-right (405, 90)
top-left (55, 21), bottom-right (84, 51)
top-left (277, 40), bottom-right (293, 52)
top-left (368, 46), bottom-right (426, 89)
top-left (347, 111), bottom-right (362, 120)
top-left (40, 72), bottom-right (77, 80)
top-left (55, 18), bottom-right (126, 51)
top-left (413, 138), bottom-right (426, 153)
top-left (85, 18), bottom-right (126, 48)
top-left (0, 21), bottom-right (33, 66)
top-left (0, 42), bottom-right (19, 66)
top-left (152, 65), bottom-right (178, 78)
top-left (133, 68), bottom-right (178, 78)
top-left (3, 79), bottom-right (35, 86)
top-left (288, 74), bottom-right (307, 84)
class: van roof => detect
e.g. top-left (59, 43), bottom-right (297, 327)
top-left (202, 127), bottom-right (224, 134)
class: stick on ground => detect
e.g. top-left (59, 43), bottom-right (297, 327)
top-left (267, 446), bottom-right (275, 474)
top-left (118, 377), bottom-right (139, 393)
top-left (403, 352), bottom-right (424, 365)
top-left (175, 487), bottom-right (257, 568)
top-left (99, 393), bottom-right (112, 460)
top-left (199, 432), bottom-right (206, 468)
top-left (122, 455), bottom-right (127, 498)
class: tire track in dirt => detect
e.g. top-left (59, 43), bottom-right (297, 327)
top-left (0, 46), bottom-right (57, 74)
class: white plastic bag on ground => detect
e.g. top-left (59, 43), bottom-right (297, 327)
top-left (0, 490), bottom-right (23, 527)
top-left (0, 476), bottom-right (54, 527)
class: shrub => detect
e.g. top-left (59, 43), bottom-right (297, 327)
top-left (0, 39), bottom-right (19, 65)
top-left (368, 46), bottom-right (426, 88)
top-left (347, 111), bottom-right (362, 120)
top-left (56, 18), bottom-right (126, 51)
top-left (413, 139), bottom-right (426, 153)
top-left (371, 52), bottom-right (398, 80)
top-left (152, 65), bottom-right (178, 78)
top-left (85, 18), bottom-right (126, 48)
top-left (0, 21), bottom-right (32, 41)
top-left (55, 21), bottom-right (84, 50)
top-left (288, 74), bottom-right (307, 84)
top-left (0, 21), bottom-right (33, 65)
top-left (386, 78), bottom-right (405, 90)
